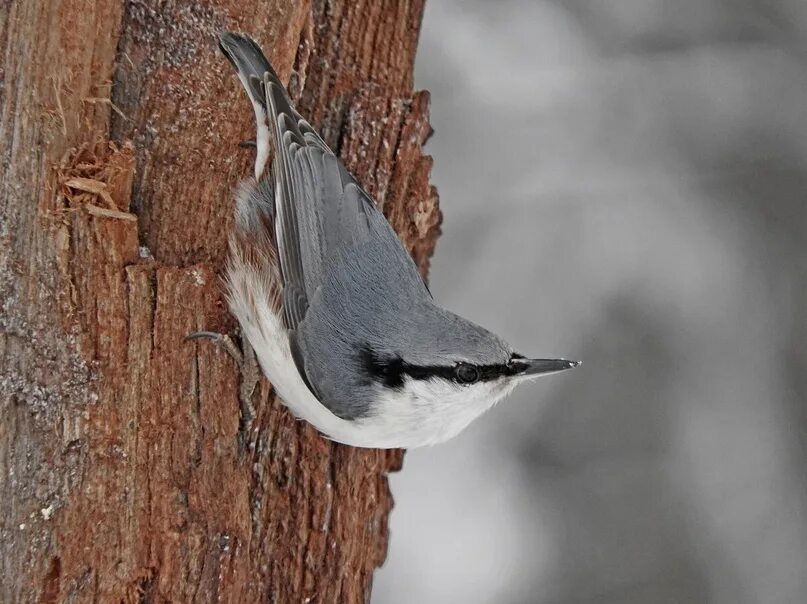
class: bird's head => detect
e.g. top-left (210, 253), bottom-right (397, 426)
top-left (359, 310), bottom-right (580, 446)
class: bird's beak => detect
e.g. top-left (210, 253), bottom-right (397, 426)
top-left (509, 357), bottom-right (581, 378)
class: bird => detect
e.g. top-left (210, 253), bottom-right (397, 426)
top-left (201, 32), bottom-right (580, 449)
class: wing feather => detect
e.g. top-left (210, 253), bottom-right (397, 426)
top-left (220, 32), bottom-right (410, 328)
top-left (258, 65), bottom-right (382, 330)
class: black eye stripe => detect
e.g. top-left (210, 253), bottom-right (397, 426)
top-left (360, 347), bottom-right (406, 389)
top-left (360, 346), bottom-right (522, 389)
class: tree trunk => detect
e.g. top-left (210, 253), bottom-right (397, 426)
top-left (0, 1), bottom-right (440, 601)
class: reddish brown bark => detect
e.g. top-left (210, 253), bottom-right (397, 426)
top-left (0, 1), bottom-right (440, 602)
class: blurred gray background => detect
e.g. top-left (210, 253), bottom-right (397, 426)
top-left (374, 1), bottom-right (807, 603)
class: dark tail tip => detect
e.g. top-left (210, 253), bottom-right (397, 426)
top-left (217, 31), bottom-right (276, 83)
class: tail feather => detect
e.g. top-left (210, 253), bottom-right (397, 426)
top-left (219, 32), bottom-right (281, 180)
top-left (218, 32), bottom-right (277, 111)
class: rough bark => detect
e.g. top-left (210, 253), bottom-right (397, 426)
top-left (0, 1), bottom-right (440, 602)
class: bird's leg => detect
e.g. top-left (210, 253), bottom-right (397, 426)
top-left (186, 331), bottom-right (244, 365)
top-left (237, 339), bottom-right (260, 445)
top-left (185, 330), bottom-right (259, 450)
top-left (239, 139), bottom-right (257, 149)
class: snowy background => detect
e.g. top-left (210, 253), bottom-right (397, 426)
top-left (374, 1), bottom-right (807, 602)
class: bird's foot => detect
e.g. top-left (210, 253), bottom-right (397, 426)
top-left (185, 330), bottom-right (259, 451)
top-left (186, 331), bottom-right (244, 365)
top-left (239, 138), bottom-right (257, 149)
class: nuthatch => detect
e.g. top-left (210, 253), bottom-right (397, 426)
top-left (200, 32), bottom-right (579, 448)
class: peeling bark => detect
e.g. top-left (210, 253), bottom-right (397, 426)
top-left (0, 1), bottom-right (440, 602)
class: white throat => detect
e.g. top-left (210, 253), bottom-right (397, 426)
top-left (363, 376), bottom-right (518, 448)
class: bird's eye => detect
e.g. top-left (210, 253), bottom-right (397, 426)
top-left (455, 364), bottom-right (480, 384)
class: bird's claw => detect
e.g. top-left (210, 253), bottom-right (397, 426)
top-left (186, 331), bottom-right (244, 366)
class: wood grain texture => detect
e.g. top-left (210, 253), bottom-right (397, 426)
top-left (0, 0), bottom-right (440, 601)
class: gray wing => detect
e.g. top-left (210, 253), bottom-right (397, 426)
top-left (221, 32), bottom-right (417, 330)
top-left (261, 67), bottom-right (384, 330)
